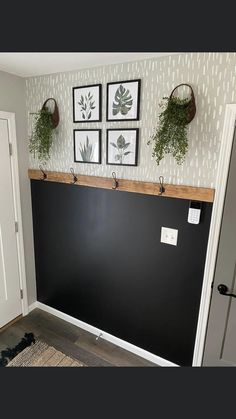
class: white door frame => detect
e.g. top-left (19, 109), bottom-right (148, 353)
top-left (0, 111), bottom-right (28, 317)
top-left (193, 104), bottom-right (236, 366)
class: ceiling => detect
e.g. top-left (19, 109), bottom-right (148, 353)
top-left (0, 53), bottom-right (177, 78)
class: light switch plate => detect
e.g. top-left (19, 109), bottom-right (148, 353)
top-left (161, 227), bottom-right (178, 246)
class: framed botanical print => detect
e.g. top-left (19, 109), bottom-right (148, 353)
top-left (106, 79), bottom-right (141, 121)
top-left (74, 129), bottom-right (101, 164)
top-left (73, 84), bottom-right (102, 122)
top-left (106, 129), bottom-right (139, 166)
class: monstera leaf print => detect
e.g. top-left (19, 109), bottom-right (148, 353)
top-left (79, 136), bottom-right (94, 161)
top-left (112, 85), bottom-right (133, 116)
top-left (110, 134), bottom-right (132, 164)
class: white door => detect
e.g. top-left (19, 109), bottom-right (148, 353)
top-left (0, 118), bottom-right (22, 328)
top-left (203, 127), bottom-right (236, 366)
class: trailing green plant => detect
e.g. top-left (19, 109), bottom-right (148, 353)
top-left (29, 107), bottom-right (54, 163)
top-left (112, 84), bottom-right (133, 116)
top-left (79, 136), bottom-right (94, 161)
top-left (148, 96), bottom-right (190, 165)
top-left (110, 134), bottom-right (131, 164)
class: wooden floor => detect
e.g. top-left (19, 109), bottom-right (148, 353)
top-left (0, 309), bottom-right (156, 367)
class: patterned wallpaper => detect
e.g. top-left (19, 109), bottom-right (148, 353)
top-left (26, 53), bottom-right (236, 188)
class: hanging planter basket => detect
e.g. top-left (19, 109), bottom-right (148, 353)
top-left (41, 98), bottom-right (60, 128)
top-left (169, 83), bottom-right (196, 124)
top-left (29, 98), bottom-right (59, 163)
top-left (148, 84), bottom-right (196, 165)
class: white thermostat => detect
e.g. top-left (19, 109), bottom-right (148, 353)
top-left (188, 201), bottom-right (202, 224)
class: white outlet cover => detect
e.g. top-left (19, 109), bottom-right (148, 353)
top-left (161, 227), bottom-right (178, 246)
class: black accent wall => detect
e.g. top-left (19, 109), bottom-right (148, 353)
top-left (31, 180), bottom-right (212, 366)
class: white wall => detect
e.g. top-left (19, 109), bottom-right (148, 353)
top-left (0, 70), bottom-right (36, 305)
top-left (26, 52), bottom-right (236, 188)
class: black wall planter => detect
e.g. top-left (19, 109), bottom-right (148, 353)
top-left (31, 180), bottom-right (212, 366)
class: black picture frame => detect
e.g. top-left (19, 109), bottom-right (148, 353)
top-left (73, 129), bottom-right (102, 164)
top-left (106, 128), bottom-right (139, 167)
top-left (72, 84), bottom-right (102, 123)
top-left (106, 79), bottom-right (141, 121)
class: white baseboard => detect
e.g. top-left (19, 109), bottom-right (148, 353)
top-left (28, 301), bottom-right (38, 312)
top-left (28, 301), bottom-right (178, 367)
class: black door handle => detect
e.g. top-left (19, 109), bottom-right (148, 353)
top-left (217, 284), bottom-right (236, 298)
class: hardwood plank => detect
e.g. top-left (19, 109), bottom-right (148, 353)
top-left (25, 309), bottom-right (80, 343)
top-left (74, 329), bottom-right (155, 367)
top-left (30, 310), bottom-right (154, 366)
top-left (28, 169), bottom-right (215, 203)
top-left (14, 313), bottom-right (45, 337)
top-left (0, 315), bottom-right (22, 333)
top-left (0, 323), bottom-right (27, 352)
top-left (5, 311), bottom-right (113, 366)
top-left (0, 309), bottom-right (156, 367)
top-left (36, 328), bottom-right (113, 367)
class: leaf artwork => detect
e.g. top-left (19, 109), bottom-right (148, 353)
top-left (78, 91), bottom-right (96, 120)
top-left (110, 134), bottom-right (132, 164)
top-left (112, 84), bottom-right (133, 116)
top-left (79, 136), bottom-right (94, 162)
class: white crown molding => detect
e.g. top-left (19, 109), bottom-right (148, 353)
top-left (0, 52), bottom-right (178, 78)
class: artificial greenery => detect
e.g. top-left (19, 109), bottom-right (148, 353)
top-left (29, 107), bottom-right (54, 163)
top-left (148, 96), bottom-right (190, 165)
top-left (112, 84), bottom-right (133, 116)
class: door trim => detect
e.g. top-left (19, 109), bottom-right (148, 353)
top-left (0, 111), bottom-right (28, 316)
top-left (193, 104), bottom-right (236, 366)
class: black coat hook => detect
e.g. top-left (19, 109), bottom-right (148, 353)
top-left (39, 165), bottom-right (47, 180)
top-left (159, 176), bottom-right (165, 195)
top-left (70, 167), bottom-right (78, 184)
top-left (112, 172), bottom-right (118, 190)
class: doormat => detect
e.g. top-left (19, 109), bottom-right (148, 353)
top-left (7, 340), bottom-right (85, 367)
top-left (0, 333), bottom-right (85, 367)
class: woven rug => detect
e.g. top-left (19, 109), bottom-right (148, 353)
top-left (7, 339), bottom-right (85, 367)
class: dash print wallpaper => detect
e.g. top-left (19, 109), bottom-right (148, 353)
top-left (26, 53), bottom-right (236, 188)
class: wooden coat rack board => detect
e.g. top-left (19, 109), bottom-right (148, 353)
top-left (28, 169), bottom-right (215, 203)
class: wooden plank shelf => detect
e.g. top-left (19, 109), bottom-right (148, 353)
top-left (28, 169), bottom-right (215, 203)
